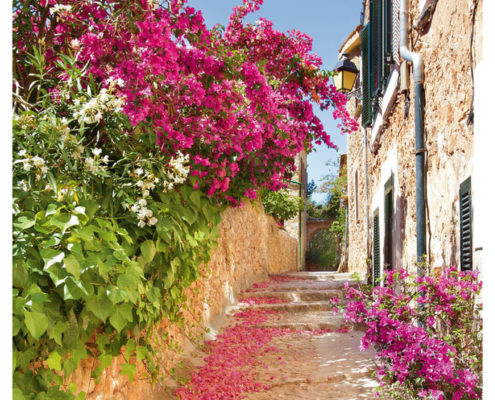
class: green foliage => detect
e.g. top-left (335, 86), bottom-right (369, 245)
top-left (305, 229), bottom-right (340, 270)
top-left (13, 52), bottom-right (223, 399)
top-left (260, 188), bottom-right (304, 224)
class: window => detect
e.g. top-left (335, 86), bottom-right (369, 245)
top-left (459, 177), bottom-right (472, 271)
top-left (373, 209), bottom-right (380, 286)
top-left (384, 175), bottom-right (394, 270)
top-left (361, 0), bottom-right (397, 127)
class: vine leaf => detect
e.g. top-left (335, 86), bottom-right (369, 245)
top-left (121, 363), bottom-right (136, 382)
top-left (110, 303), bottom-right (133, 332)
top-left (13, 215), bottom-right (35, 231)
top-left (87, 290), bottom-right (113, 322)
top-left (140, 240), bottom-right (156, 263)
top-left (23, 310), bottom-right (48, 340)
top-left (64, 254), bottom-right (81, 279)
top-left (47, 351), bottom-right (62, 371)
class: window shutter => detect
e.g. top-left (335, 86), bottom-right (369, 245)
top-left (373, 212), bottom-right (380, 286)
top-left (383, 0), bottom-right (393, 85)
top-left (370, 0), bottom-right (382, 98)
top-left (361, 24), bottom-right (372, 127)
top-left (459, 177), bottom-right (473, 271)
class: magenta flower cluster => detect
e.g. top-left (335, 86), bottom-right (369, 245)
top-left (333, 267), bottom-right (482, 400)
top-left (15, 0), bottom-right (358, 205)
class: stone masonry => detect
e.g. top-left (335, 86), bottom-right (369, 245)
top-left (343, 0), bottom-right (483, 278)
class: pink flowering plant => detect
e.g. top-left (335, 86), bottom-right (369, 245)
top-left (13, 0), bottom-right (358, 398)
top-left (14, 0), bottom-right (357, 205)
top-left (332, 267), bottom-right (482, 400)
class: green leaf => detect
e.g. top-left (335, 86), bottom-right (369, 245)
top-left (50, 213), bottom-right (80, 234)
top-left (48, 321), bottom-right (67, 346)
top-left (121, 363), bottom-right (136, 382)
top-left (125, 339), bottom-right (136, 360)
top-left (13, 215), bottom-right (35, 231)
top-left (190, 190), bottom-right (201, 208)
top-left (12, 388), bottom-right (26, 400)
top-left (13, 316), bottom-right (22, 336)
top-left (86, 289), bottom-right (113, 322)
top-left (109, 303), bottom-right (133, 332)
top-left (136, 346), bottom-right (149, 361)
top-left (63, 277), bottom-right (92, 300)
top-left (140, 240), bottom-right (156, 263)
top-left (46, 351), bottom-right (62, 371)
top-left (107, 285), bottom-right (126, 304)
top-left (64, 254), bottom-right (81, 279)
top-left (45, 203), bottom-right (59, 217)
top-left (41, 248), bottom-right (65, 270)
top-left (13, 260), bottom-right (28, 289)
top-left (80, 199), bottom-right (99, 219)
top-left (23, 310), bottom-right (48, 340)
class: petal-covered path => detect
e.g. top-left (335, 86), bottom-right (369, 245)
top-left (173, 272), bottom-right (379, 399)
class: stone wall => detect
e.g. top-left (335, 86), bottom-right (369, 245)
top-left (345, 0), bottom-right (482, 278)
top-left (70, 200), bottom-right (297, 400)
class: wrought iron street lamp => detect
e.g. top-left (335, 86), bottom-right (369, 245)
top-left (332, 53), bottom-right (359, 93)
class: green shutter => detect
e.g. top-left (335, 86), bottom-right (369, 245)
top-left (459, 177), bottom-right (472, 271)
top-left (383, 0), bottom-right (393, 84)
top-left (384, 175), bottom-right (394, 270)
top-left (361, 24), bottom-right (372, 127)
top-left (373, 211), bottom-right (380, 286)
top-left (370, 0), bottom-right (382, 97)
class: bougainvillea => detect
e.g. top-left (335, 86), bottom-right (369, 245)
top-left (13, 0), bottom-right (358, 398)
top-left (14, 0), bottom-right (357, 206)
top-left (333, 268), bottom-right (482, 400)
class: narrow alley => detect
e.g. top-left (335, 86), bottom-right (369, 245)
top-left (174, 272), bottom-right (379, 400)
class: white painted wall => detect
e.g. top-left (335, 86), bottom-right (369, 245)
top-left (371, 146), bottom-right (399, 284)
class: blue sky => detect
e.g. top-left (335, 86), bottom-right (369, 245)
top-left (186, 0), bottom-right (363, 203)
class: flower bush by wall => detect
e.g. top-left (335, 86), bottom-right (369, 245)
top-left (13, 0), bottom-right (357, 398)
top-left (333, 268), bottom-right (482, 400)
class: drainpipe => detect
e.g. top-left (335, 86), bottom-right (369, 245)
top-left (400, 0), bottom-right (426, 272)
top-left (291, 180), bottom-right (303, 271)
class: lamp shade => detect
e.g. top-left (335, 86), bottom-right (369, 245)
top-left (332, 53), bottom-right (359, 93)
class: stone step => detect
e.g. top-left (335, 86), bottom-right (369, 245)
top-left (269, 271), bottom-right (363, 282)
top-left (247, 279), bottom-right (359, 293)
top-left (239, 289), bottom-right (347, 302)
top-left (246, 301), bottom-right (333, 313)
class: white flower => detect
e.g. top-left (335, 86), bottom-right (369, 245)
top-left (138, 198), bottom-right (147, 207)
top-left (18, 149), bottom-right (26, 157)
top-left (50, 4), bottom-right (72, 15)
top-left (145, 209), bottom-right (153, 218)
top-left (84, 158), bottom-right (98, 173)
top-left (143, 190), bottom-right (150, 197)
top-left (148, 217), bottom-right (158, 226)
top-left (32, 156), bottom-right (45, 167)
top-left (137, 220), bottom-right (146, 228)
top-left (135, 168), bottom-right (143, 176)
top-left (102, 155), bottom-right (110, 164)
top-left (92, 148), bottom-right (102, 156)
top-left (70, 39), bottom-right (80, 49)
top-left (23, 161), bottom-right (32, 171)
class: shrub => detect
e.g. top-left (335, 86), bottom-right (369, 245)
top-left (260, 189), bottom-right (304, 224)
top-left (333, 267), bottom-right (482, 400)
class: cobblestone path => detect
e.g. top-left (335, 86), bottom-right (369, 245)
top-left (173, 271), bottom-right (380, 400)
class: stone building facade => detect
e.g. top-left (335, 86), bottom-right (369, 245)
top-left (341, 0), bottom-right (491, 281)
